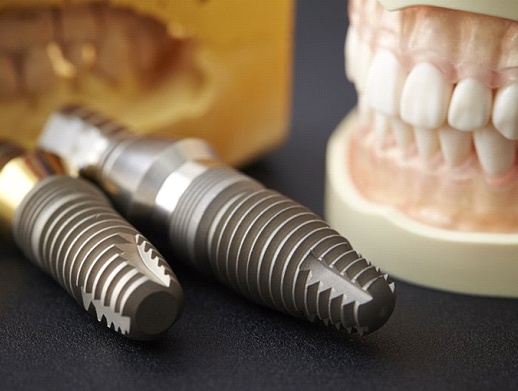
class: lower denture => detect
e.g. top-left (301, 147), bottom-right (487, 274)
top-left (346, 0), bottom-right (518, 233)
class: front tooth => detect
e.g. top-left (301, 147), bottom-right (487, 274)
top-left (356, 41), bottom-right (373, 93)
top-left (345, 27), bottom-right (360, 83)
top-left (448, 78), bottom-right (491, 131)
top-left (365, 49), bottom-right (405, 116)
top-left (492, 83), bottom-right (518, 140)
top-left (439, 126), bottom-right (473, 167)
top-left (474, 126), bottom-right (516, 177)
top-left (0, 54), bottom-right (19, 98)
top-left (400, 62), bottom-right (452, 129)
top-left (414, 127), bottom-right (439, 160)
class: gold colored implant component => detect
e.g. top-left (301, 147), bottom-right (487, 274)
top-left (0, 141), bottom-right (184, 340)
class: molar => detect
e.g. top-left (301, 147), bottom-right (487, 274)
top-left (400, 62), bottom-right (452, 129)
top-left (447, 78), bottom-right (492, 131)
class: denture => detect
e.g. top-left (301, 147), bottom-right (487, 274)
top-left (326, 0), bottom-right (518, 296)
top-left (0, 1), bottom-right (292, 165)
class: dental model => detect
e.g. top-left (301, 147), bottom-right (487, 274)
top-left (0, 1), bottom-right (291, 165)
top-left (325, 0), bottom-right (518, 296)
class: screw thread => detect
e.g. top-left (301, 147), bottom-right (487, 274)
top-left (172, 169), bottom-right (395, 334)
top-left (13, 175), bottom-right (183, 340)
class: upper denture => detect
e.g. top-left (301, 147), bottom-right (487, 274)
top-left (346, 0), bottom-right (518, 179)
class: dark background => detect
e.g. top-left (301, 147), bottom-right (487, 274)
top-left (1, 1), bottom-right (517, 389)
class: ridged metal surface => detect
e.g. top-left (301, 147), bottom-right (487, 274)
top-left (40, 106), bottom-right (396, 335)
top-left (12, 175), bottom-right (183, 340)
top-left (173, 168), bottom-right (395, 334)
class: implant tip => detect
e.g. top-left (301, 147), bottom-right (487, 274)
top-left (123, 280), bottom-right (184, 341)
top-left (355, 276), bottom-right (396, 335)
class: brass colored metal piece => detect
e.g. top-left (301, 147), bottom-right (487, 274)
top-left (40, 106), bottom-right (396, 334)
top-left (0, 141), bottom-right (183, 340)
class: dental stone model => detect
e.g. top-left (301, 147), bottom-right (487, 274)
top-left (39, 105), bottom-right (396, 335)
top-left (326, 0), bottom-right (518, 296)
top-left (0, 141), bottom-right (184, 339)
top-left (0, 0), bottom-right (292, 165)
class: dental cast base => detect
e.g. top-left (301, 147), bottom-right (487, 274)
top-left (39, 106), bottom-right (396, 335)
top-left (0, 0), bottom-right (292, 165)
top-left (325, 0), bottom-right (518, 296)
top-left (0, 142), bottom-right (183, 340)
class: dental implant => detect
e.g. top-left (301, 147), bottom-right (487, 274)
top-left (0, 141), bottom-right (183, 340)
top-left (39, 105), bottom-right (396, 334)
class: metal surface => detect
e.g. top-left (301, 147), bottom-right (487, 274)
top-left (0, 142), bottom-right (183, 340)
top-left (40, 106), bottom-right (396, 334)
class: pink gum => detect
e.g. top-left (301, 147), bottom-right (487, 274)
top-left (348, 121), bottom-right (518, 233)
top-left (348, 0), bottom-right (518, 88)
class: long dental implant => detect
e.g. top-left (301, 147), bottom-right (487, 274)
top-left (39, 105), bottom-right (396, 334)
top-left (0, 141), bottom-right (183, 340)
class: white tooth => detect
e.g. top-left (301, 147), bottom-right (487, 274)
top-left (374, 112), bottom-right (389, 139)
top-left (365, 49), bottom-right (405, 116)
top-left (414, 127), bottom-right (440, 160)
top-left (474, 126), bottom-right (516, 177)
top-left (439, 126), bottom-right (473, 166)
top-left (448, 78), bottom-right (491, 131)
top-left (356, 41), bottom-right (372, 92)
top-left (345, 27), bottom-right (360, 83)
top-left (493, 83), bottom-right (518, 140)
top-left (400, 62), bottom-right (452, 128)
top-left (391, 117), bottom-right (413, 149)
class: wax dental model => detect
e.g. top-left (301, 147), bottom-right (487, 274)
top-left (326, 0), bottom-right (518, 296)
top-left (0, 0), bottom-right (292, 165)
top-left (0, 141), bottom-right (183, 340)
top-left (39, 106), bottom-right (396, 335)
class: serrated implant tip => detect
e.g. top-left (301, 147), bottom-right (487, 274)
top-left (299, 249), bottom-right (395, 334)
top-left (121, 280), bottom-right (183, 340)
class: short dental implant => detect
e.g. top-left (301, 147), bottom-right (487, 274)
top-left (39, 105), bottom-right (396, 334)
top-left (0, 141), bottom-right (183, 340)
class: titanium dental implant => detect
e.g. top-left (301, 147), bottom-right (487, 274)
top-left (0, 141), bottom-right (183, 340)
top-left (39, 106), bottom-right (396, 334)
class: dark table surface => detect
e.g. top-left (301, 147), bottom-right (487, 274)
top-left (1, 1), bottom-right (517, 390)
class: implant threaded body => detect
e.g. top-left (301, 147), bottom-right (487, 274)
top-left (40, 106), bottom-right (396, 334)
top-left (0, 140), bottom-right (184, 340)
top-left (170, 166), bottom-right (392, 333)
